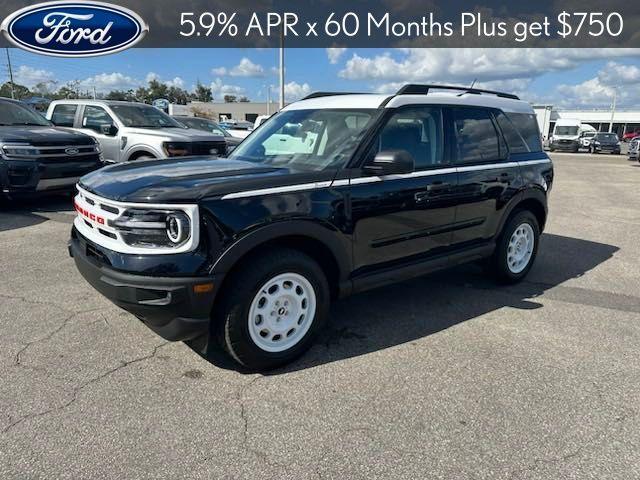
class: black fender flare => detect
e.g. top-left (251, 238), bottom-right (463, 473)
top-left (210, 219), bottom-right (352, 284)
top-left (496, 187), bottom-right (548, 236)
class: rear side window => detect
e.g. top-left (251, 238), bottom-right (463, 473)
top-left (506, 113), bottom-right (542, 152)
top-left (51, 104), bottom-right (77, 127)
top-left (495, 111), bottom-right (529, 154)
top-left (452, 108), bottom-right (505, 163)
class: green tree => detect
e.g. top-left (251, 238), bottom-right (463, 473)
top-left (194, 82), bottom-right (212, 102)
top-left (105, 89), bottom-right (136, 101)
top-left (0, 82), bottom-right (30, 99)
top-left (223, 95), bottom-right (237, 103)
top-left (238, 96), bottom-right (250, 102)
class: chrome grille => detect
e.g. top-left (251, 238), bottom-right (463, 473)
top-left (1, 144), bottom-right (100, 160)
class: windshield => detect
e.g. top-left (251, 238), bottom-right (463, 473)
top-left (0, 101), bottom-right (50, 126)
top-left (595, 133), bottom-right (618, 142)
top-left (180, 117), bottom-right (228, 136)
top-left (555, 126), bottom-right (579, 136)
top-left (111, 104), bottom-right (183, 128)
top-left (228, 108), bottom-right (381, 171)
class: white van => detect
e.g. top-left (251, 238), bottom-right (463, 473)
top-left (550, 119), bottom-right (595, 152)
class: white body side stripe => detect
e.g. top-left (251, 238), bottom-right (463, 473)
top-left (220, 159), bottom-right (551, 199)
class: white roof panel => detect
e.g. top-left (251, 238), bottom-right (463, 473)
top-left (284, 91), bottom-right (533, 114)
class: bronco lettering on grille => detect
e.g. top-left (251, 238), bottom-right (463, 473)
top-left (74, 201), bottom-right (105, 225)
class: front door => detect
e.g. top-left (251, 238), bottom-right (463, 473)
top-left (77, 105), bottom-right (121, 163)
top-left (349, 106), bottom-right (458, 273)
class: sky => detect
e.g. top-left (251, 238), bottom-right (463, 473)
top-left (4, 48), bottom-right (640, 108)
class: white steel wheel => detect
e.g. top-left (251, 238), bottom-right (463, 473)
top-left (507, 222), bottom-right (535, 274)
top-left (247, 272), bottom-right (317, 353)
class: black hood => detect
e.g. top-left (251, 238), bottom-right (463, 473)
top-left (0, 126), bottom-right (96, 145)
top-left (78, 157), bottom-right (330, 203)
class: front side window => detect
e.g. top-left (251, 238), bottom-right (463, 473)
top-left (452, 108), bottom-right (504, 163)
top-left (228, 109), bottom-right (381, 171)
top-left (0, 101), bottom-right (51, 126)
top-left (368, 107), bottom-right (444, 169)
top-left (110, 105), bottom-right (182, 128)
top-left (50, 104), bottom-right (77, 127)
top-left (82, 106), bottom-right (114, 132)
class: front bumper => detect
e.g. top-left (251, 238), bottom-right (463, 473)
top-left (0, 157), bottom-right (103, 195)
top-left (551, 140), bottom-right (579, 151)
top-left (69, 231), bottom-right (218, 341)
top-left (592, 144), bottom-right (621, 153)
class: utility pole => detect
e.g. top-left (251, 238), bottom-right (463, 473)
top-left (279, 26), bottom-right (284, 110)
top-left (93, 85), bottom-right (97, 99)
top-left (266, 85), bottom-right (271, 115)
top-left (608, 87), bottom-right (617, 133)
top-left (5, 48), bottom-right (15, 99)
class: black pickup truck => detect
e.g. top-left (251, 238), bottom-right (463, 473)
top-left (0, 97), bottom-right (103, 198)
top-left (69, 84), bottom-right (553, 371)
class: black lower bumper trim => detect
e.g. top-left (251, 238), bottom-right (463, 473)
top-left (69, 235), bottom-right (218, 341)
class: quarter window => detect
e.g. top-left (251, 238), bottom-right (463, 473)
top-left (506, 113), bottom-right (542, 152)
top-left (495, 111), bottom-right (529, 154)
top-left (50, 104), bottom-right (77, 127)
top-left (372, 107), bottom-right (444, 169)
top-left (452, 108), bottom-right (504, 163)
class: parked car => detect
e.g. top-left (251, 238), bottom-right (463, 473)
top-left (0, 97), bottom-right (103, 199)
top-left (622, 130), bottom-right (640, 142)
top-left (628, 136), bottom-right (640, 161)
top-left (172, 116), bottom-right (242, 151)
top-left (218, 120), bottom-right (253, 138)
top-left (579, 130), bottom-right (597, 149)
top-left (549, 119), bottom-right (594, 152)
top-left (68, 84), bottom-right (553, 370)
top-left (46, 100), bottom-right (228, 163)
top-left (588, 132), bottom-right (621, 154)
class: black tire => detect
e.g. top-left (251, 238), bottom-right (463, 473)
top-left (488, 210), bottom-right (540, 284)
top-left (214, 248), bottom-right (330, 371)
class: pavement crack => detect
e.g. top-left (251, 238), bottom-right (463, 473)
top-left (234, 375), bottom-right (288, 470)
top-left (2, 341), bottom-right (169, 434)
top-left (13, 307), bottom-right (108, 367)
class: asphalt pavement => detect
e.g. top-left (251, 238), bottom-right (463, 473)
top-left (1, 152), bottom-right (639, 479)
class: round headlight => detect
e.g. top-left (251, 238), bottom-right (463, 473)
top-left (166, 212), bottom-right (190, 244)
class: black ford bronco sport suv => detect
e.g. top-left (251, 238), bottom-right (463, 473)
top-left (69, 84), bottom-right (553, 370)
top-left (0, 97), bottom-right (103, 198)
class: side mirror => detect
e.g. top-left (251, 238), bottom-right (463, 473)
top-left (363, 150), bottom-right (415, 176)
top-left (100, 124), bottom-right (117, 136)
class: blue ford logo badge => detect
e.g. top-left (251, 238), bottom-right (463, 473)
top-left (1, 1), bottom-right (148, 57)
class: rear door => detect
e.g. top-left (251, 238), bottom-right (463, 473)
top-left (449, 107), bottom-right (523, 248)
top-left (349, 106), bottom-right (458, 272)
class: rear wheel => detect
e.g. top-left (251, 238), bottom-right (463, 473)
top-left (488, 210), bottom-right (540, 284)
top-left (215, 248), bottom-right (329, 371)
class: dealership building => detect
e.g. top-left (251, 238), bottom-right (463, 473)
top-left (170, 101), bottom-right (280, 124)
top-left (533, 105), bottom-right (640, 140)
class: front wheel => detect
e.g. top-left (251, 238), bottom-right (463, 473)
top-left (215, 248), bottom-right (330, 371)
top-left (488, 210), bottom-right (540, 284)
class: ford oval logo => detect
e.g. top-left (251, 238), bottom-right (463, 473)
top-left (65, 147), bottom-right (79, 155)
top-left (1, 1), bottom-right (148, 57)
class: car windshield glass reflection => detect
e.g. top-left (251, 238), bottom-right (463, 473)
top-left (111, 105), bottom-right (182, 128)
top-left (0, 102), bottom-right (50, 126)
top-left (228, 109), bottom-right (381, 171)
